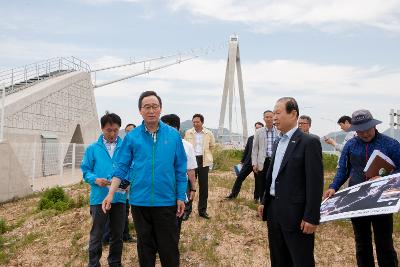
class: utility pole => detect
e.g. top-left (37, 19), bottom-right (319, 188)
top-left (397, 109), bottom-right (400, 130)
top-left (390, 109), bottom-right (396, 138)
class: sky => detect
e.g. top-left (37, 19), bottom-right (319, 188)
top-left (1, 0), bottom-right (400, 137)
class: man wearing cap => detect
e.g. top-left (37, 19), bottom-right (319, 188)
top-left (324, 109), bottom-right (400, 267)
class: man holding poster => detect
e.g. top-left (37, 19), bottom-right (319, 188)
top-left (324, 109), bottom-right (400, 267)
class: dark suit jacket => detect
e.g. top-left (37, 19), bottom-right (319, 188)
top-left (262, 128), bottom-right (323, 231)
top-left (241, 135), bottom-right (254, 166)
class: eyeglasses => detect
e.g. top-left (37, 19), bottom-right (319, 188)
top-left (298, 122), bottom-right (309, 125)
top-left (104, 128), bottom-right (119, 133)
top-left (141, 104), bottom-right (160, 111)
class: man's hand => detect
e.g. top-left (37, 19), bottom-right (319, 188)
top-left (300, 220), bottom-right (317, 234)
top-left (323, 188), bottom-right (336, 200)
top-left (102, 194), bottom-right (113, 213)
top-left (176, 200), bottom-right (185, 217)
top-left (189, 190), bottom-right (196, 201)
top-left (258, 205), bottom-right (264, 219)
top-left (95, 178), bottom-right (110, 187)
top-left (324, 138), bottom-right (336, 146)
top-left (253, 165), bottom-right (258, 173)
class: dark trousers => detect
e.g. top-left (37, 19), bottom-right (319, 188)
top-left (195, 155), bottom-right (209, 214)
top-left (103, 199), bottom-right (131, 242)
top-left (88, 203), bottom-right (125, 267)
top-left (123, 201), bottom-right (131, 238)
top-left (178, 182), bottom-right (192, 236)
top-left (183, 180), bottom-right (193, 217)
top-left (351, 214), bottom-right (398, 267)
top-left (254, 157), bottom-right (270, 201)
top-left (132, 205), bottom-right (180, 267)
top-left (230, 163), bottom-right (253, 197)
top-left (266, 197), bottom-right (315, 267)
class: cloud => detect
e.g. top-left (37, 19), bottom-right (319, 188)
top-left (91, 54), bottom-right (400, 136)
top-left (168, 0), bottom-right (400, 32)
top-left (0, 38), bottom-right (105, 68)
top-left (80, 0), bottom-right (142, 4)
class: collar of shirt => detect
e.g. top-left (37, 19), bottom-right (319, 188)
top-left (194, 128), bottom-right (205, 134)
top-left (102, 136), bottom-right (117, 157)
top-left (280, 126), bottom-right (297, 140)
top-left (102, 137), bottom-right (117, 145)
top-left (265, 126), bottom-right (275, 132)
top-left (144, 124), bottom-right (160, 143)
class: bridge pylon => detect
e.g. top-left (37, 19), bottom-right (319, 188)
top-left (217, 35), bottom-right (248, 145)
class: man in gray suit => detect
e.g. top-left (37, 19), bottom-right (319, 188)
top-left (252, 110), bottom-right (279, 202)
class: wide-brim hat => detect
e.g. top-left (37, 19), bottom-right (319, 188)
top-left (347, 109), bottom-right (382, 132)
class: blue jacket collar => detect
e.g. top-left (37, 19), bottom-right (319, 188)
top-left (139, 120), bottom-right (167, 133)
top-left (97, 134), bottom-right (122, 148)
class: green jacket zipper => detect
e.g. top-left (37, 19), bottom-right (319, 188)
top-left (151, 139), bottom-right (156, 206)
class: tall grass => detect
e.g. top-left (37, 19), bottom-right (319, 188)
top-left (212, 147), bottom-right (243, 171)
top-left (213, 148), bottom-right (339, 173)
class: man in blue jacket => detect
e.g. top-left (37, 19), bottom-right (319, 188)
top-left (81, 112), bottom-right (127, 267)
top-left (102, 91), bottom-right (187, 267)
top-left (324, 109), bottom-right (400, 267)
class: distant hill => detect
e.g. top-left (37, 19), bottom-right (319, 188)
top-left (321, 128), bottom-right (400, 152)
top-left (382, 128), bottom-right (400, 141)
top-left (181, 120), bottom-right (243, 144)
top-left (121, 121), bottom-right (400, 149)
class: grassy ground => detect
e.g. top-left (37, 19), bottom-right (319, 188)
top-left (0, 170), bottom-right (399, 266)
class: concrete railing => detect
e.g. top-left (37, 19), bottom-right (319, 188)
top-left (0, 57), bottom-right (91, 96)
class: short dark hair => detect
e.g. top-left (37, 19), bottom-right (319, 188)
top-left (192, 113), bottom-right (204, 123)
top-left (299, 115), bottom-right (312, 125)
top-left (337, 115), bottom-right (352, 124)
top-left (263, 110), bottom-right (273, 115)
top-left (277, 97), bottom-right (299, 118)
top-left (100, 111), bottom-right (121, 128)
top-left (125, 123), bottom-right (136, 130)
top-left (255, 122), bottom-right (264, 127)
top-left (161, 114), bottom-right (181, 130)
top-left (138, 91), bottom-right (162, 110)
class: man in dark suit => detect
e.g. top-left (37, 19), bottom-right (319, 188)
top-left (226, 122), bottom-right (264, 199)
top-left (258, 97), bottom-right (323, 267)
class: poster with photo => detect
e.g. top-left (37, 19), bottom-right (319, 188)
top-left (320, 173), bottom-right (400, 223)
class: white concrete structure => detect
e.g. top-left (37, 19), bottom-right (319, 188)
top-left (218, 35), bottom-right (248, 144)
top-left (0, 59), bottom-right (99, 202)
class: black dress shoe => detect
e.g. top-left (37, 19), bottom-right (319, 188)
top-left (182, 213), bottom-right (190, 221)
top-left (199, 212), bottom-right (211, 219)
top-left (225, 193), bottom-right (237, 200)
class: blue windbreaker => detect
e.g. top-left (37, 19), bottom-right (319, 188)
top-left (81, 135), bottom-right (126, 205)
top-left (329, 131), bottom-right (400, 191)
top-left (112, 121), bottom-right (188, 206)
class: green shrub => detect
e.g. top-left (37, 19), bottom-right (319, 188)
top-left (53, 200), bottom-right (71, 212)
top-left (212, 148), bottom-right (243, 171)
top-left (43, 187), bottom-right (68, 203)
top-left (38, 187), bottom-right (73, 212)
top-left (0, 219), bottom-right (6, 234)
top-left (323, 153), bottom-right (339, 173)
top-left (38, 197), bottom-right (53, 210)
top-left (212, 148), bottom-right (339, 174)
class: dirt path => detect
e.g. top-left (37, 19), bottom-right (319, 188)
top-left (0, 171), bottom-right (399, 266)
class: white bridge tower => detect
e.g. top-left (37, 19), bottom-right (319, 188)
top-left (217, 35), bottom-right (248, 145)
